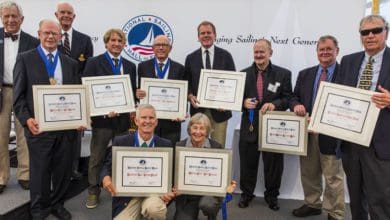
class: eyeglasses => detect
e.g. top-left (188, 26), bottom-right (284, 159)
top-left (40, 31), bottom-right (61, 37)
top-left (153, 43), bottom-right (170, 48)
top-left (360, 27), bottom-right (386, 36)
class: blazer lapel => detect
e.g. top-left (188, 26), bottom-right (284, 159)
top-left (377, 47), bottom-right (390, 87)
top-left (60, 54), bottom-right (70, 84)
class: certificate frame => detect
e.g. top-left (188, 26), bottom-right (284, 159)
top-left (174, 146), bottom-right (232, 197)
top-left (33, 85), bottom-right (90, 132)
top-left (308, 82), bottom-right (380, 147)
top-left (140, 78), bottom-right (188, 120)
top-left (196, 69), bottom-right (246, 112)
top-left (82, 75), bottom-right (135, 116)
top-left (259, 111), bottom-right (308, 156)
top-left (112, 147), bottom-right (173, 197)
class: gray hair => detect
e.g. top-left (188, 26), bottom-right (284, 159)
top-left (0, 1), bottom-right (23, 17)
top-left (254, 38), bottom-right (272, 50)
top-left (38, 19), bottom-right (61, 31)
top-left (187, 113), bottom-right (211, 136)
top-left (136, 104), bottom-right (156, 118)
top-left (317, 35), bottom-right (339, 49)
top-left (359, 14), bottom-right (389, 31)
top-left (153, 35), bottom-right (172, 47)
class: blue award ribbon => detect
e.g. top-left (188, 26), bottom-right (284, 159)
top-left (133, 131), bottom-right (155, 147)
top-left (248, 98), bottom-right (256, 132)
top-left (221, 193), bottom-right (233, 220)
top-left (154, 58), bottom-right (170, 79)
top-left (104, 52), bottom-right (122, 75)
top-left (37, 46), bottom-right (59, 78)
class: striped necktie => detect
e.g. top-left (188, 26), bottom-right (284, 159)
top-left (63, 32), bottom-right (71, 57)
top-left (257, 69), bottom-right (264, 102)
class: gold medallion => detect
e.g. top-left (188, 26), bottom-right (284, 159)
top-left (249, 124), bottom-right (254, 132)
top-left (49, 77), bottom-right (57, 85)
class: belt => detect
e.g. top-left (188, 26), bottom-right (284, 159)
top-left (2, 83), bottom-right (13, 87)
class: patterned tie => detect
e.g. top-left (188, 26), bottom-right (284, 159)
top-left (158, 62), bottom-right (164, 71)
top-left (358, 56), bottom-right (373, 90)
top-left (63, 32), bottom-right (71, 57)
top-left (205, 50), bottom-right (211, 69)
top-left (257, 69), bottom-right (264, 102)
top-left (47, 53), bottom-right (54, 66)
top-left (318, 67), bottom-right (327, 90)
top-left (141, 142), bottom-right (148, 148)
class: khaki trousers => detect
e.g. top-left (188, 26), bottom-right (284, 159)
top-left (203, 109), bottom-right (228, 147)
top-left (114, 196), bottom-right (167, 220)
top-left (300, 134), bottom-right (345, 219)
top-left (0, 87), bottom-right (29, 184)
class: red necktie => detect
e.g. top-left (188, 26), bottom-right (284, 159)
top-left (257, 69), bottom-right (264, 102)
top-left (318, 67), bottom-right (327, 90)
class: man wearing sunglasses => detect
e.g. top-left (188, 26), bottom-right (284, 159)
top-left (336, 15), bottom-right (390, 220)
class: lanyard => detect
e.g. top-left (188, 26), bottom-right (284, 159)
top-left (104, 52), bottom-right (122, 75)
top-left (154, 58), bottom-right (170, 79)
top-left (133, 131), bottom-right (155, 147)
top-left (37, 46), bottom-right (59, 78)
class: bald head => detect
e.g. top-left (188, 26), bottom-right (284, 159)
top-left (55, 2), bottom-right (75, 31)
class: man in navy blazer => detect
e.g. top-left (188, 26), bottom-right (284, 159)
top-left (185, 21), bottom-right (235, 147)
top-left (83, 28), bottom-right (137, 209)
top-left (238, 39), bottom-right (292, 211)
top-left (13, 19), bottom-right (80, 220)
top-left (55, 2), bottom-right (94, 180)
top-left (0, 1), bottom-right (39, 193)
top-left (336, 15), bottom-right (390, 220)
top-left (136, 35), bottom-right (185, 145)
top-left (100, 104), bottom-right (175, 219)
top-left (289, 35), bottom-right (344, 220)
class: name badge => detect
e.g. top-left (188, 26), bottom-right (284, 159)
top-left (267, 82), bottom-right (280, 93)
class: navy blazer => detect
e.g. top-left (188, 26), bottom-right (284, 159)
top-left (185, 46), bottom-right (235, 122)
top-left (99, 133), bottom-right (173, 218)
top-left (0, 28), bottom-right (39, 111)
top-left (289, 64), bottom-right (340, 154)
top-left (12, 48), bottom-right (79, 137)
top-left (336, 47), bottom-right (390, 159)
top-left (83, 53), bottom-right (136, 131)
top-left (240, 62), bottom-right (292, 143)
top-left (58, 29), bottom-right (93, 74)
top-left (138, 58), bottom-right (186, 132)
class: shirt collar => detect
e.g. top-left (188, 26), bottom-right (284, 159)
top-left (185, 137), bottom-right (211, 148)
top-left (137, 133), bottom-right (153, 146)
top-left (40, 45), bottom-right (58, 57)
top-left (319, 62), bottom-right (336, 74)
top-left (106, 51), bottom-right (121, 60)
top-left (62, 27), bottom-right (73, 38)
top-left (156, 57), bottom-right (169, 65)
top-left (365, 47), bottom-right (385, 63)
top-left (201, 44), bottom-right (215, 55)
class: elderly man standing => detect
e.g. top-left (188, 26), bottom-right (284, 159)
top-left (13, 19), bottom-right (79, 220)
top-left (185, 21), bottom-right (235, 147)
top-left (0, 1), bottom-right (39, 193)
top-left (83, 28), bottom-right (136, 209)
top-left (290, 35), bottom-right (345, 220)
top-left (238, 39), bottom-right (292, 211)
top-left (55, 1), bottom-right (93, 180)
top-left (136, 35), bottom-right (185, 145)
top-left (336, 15), bottom-right (390, 220)
top-left (100, 104), bottom-right (175, 220)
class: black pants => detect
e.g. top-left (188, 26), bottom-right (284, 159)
top-left (27, 131), bottom-right (74, 218)
top-left (342, 142), bottom-right (390, 220)
top-left (239, 139), bottom-right (283, 199)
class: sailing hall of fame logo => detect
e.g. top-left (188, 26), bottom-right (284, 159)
top-left (122, 15), bottom-right (174, 62)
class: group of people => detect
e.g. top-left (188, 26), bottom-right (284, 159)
top-left (1, 1), bottom-right (390, 220)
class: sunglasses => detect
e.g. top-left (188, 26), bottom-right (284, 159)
top-left (360, 27), bottom-right (386, 36)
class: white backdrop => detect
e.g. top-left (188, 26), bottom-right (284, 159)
top-left (11, 0), bottom-right (366, 199)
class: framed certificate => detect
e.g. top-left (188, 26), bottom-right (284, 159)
top-left (82, 75), bottom-right (135, 116)
top-left (308, 82), bottom-right (380, 147)
top-left (33, 85), bottom-right (90, 132)
top-left (196, 69), bottom-right (246, 112)
top-left (259, 111), bottom-right (308, 156)
top-left (140, 78), bottom-right (188, 120)
top-left (174, 146), bottom-right (232, 197)
top-left (112, 147), bottom-right (173, 197)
